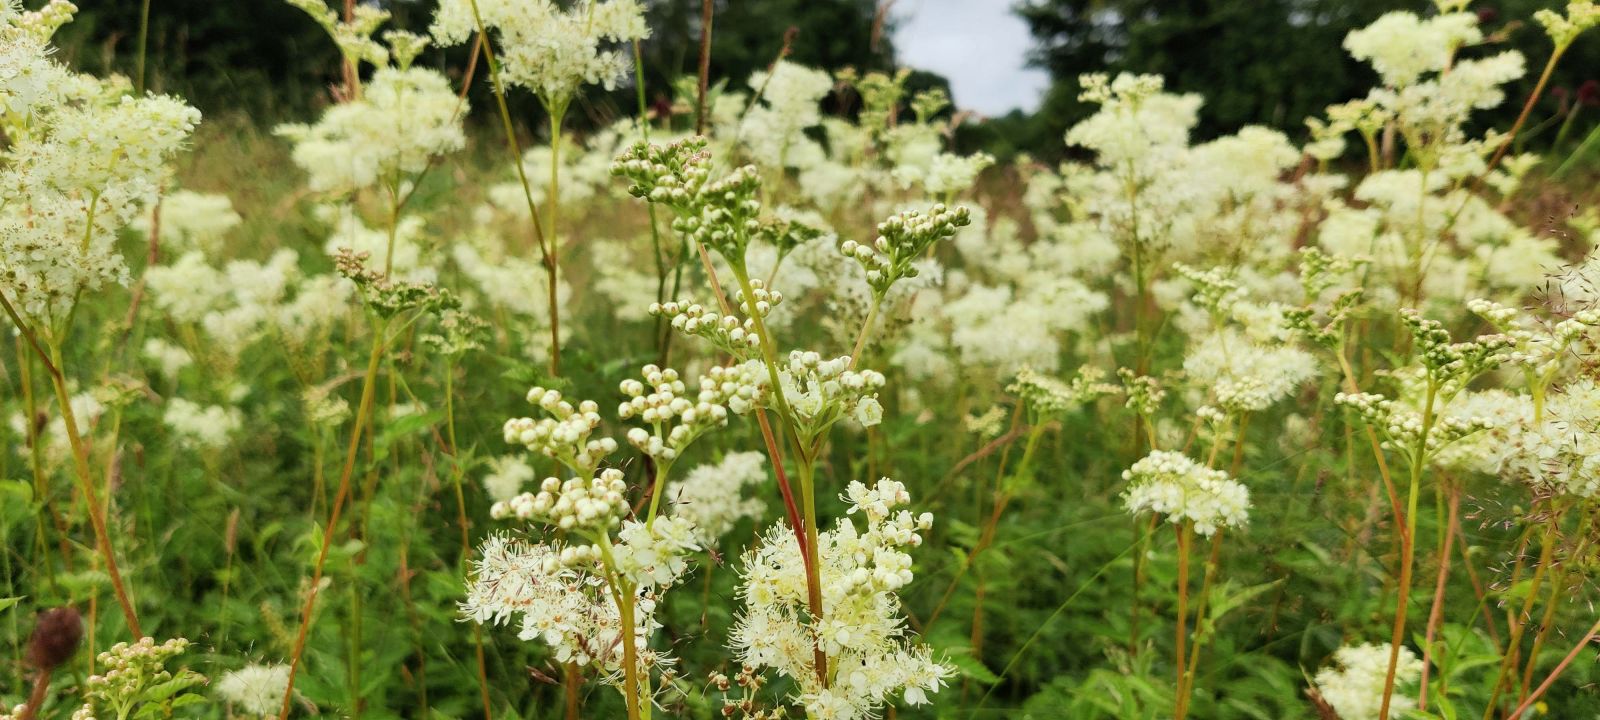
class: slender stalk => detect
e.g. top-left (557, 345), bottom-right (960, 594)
top-left (1377, 380), bottom-right (1438, 719)
top-left (1173, 523), bottom-right (1193, 720)
top-left (694, 0), bottom-right (714, 136)
top-left (1507, 615), bottom-right (1600, 720)
top-left (464, 0), bottom-right (557, 375)
top-left (279, 329), bottom-right (386, 720)
top-left (848, 294), bottom-right (881, 370)
top-left (1177, 531), bottom-right (1224, 719)
top-left (544, 103), bottom-right (568, 375)
top-left (44, 341), bottom-right (141, 637)
top-left (1418, 482), bottom-right (1461, 710)
top-left (1483, 44), bottom-right (1568, 180)
top-left (443, 361), bottom-right (494, 720)
top-left (595, 535), bottom-right (643, 720)
top-left (1481, 523), bottom-right (1557, 720)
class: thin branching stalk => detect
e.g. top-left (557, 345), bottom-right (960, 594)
top-left (279, 327), bottom-right (386, 720)
top-left (1377, 378), bottom-right (1438, 719)
top-left (463, 0), bottom-right (558, 376)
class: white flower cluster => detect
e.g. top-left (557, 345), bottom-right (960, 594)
top-left (731, 479), bottom-right (951, 719)
top-left (0, 2), bottom-right (200, 327)
top-left (463, 534), bottom-right (651, 673)
top-left (162, 398), bottom-right (243, 450)
top-left (491, 468), bottom-right (629, 532)
top-left (778, 351), bottom-right (887, 438)
top-left (275, 66), bottom-right (465, 194)
top-left (128, 189), bottom-right (240, 253)
top-left (665, 451), bottom-right (769, 544)
top-left (612, 515), bottom-right (701, 588)
top-left (1313, 642), bottom-right (1424, 719)
top-left (1183, 329), bottom-right (1318, 413)
top-left (1121, 450), bottom-right (1250, 536)
top-left (503, 386), bottom-right (618, 473)
top-left (215, 663), bottom-right (292, 718)
top-left (430, 0), bottom-right (648, 105)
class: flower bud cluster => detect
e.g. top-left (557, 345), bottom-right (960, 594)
top-left (612, 138), bottom-right (766, 259)
top-left (1009, 366), bottom-right (1121, 417)
top-left (1401, 309), bottom-right (1513, 394)
top-left (840, 204), bottom-right (970, 297)
top-left (492, 468), bottom-right (630, 533)
top-left (1118, 368), bottom-right (1168, 416)
top-left (1535, 1), bottom-right (1600, 47)
top-left (334, 248), bottom-right (460, 318)
top-left (620, 363), bottom-right (760, 461)
top-left (1121, 450), bottom-right (1249, 536)
top-left (736, 279), bottom-right (784, 318)
top-left (779, 351), bottom-right (887, 438)
top-left (1469, 298), bottom-right (1599, 378)
top-left (649, 299), bottom-right (764, 359)
top-left (503, 387), bottom-right (617, 474)
top-left (611, 137), bottom-right (712, 208)
top-left (75, 637), bottom-right (206, 720)
top-left (1335, 391), bottom-right (1494, 457)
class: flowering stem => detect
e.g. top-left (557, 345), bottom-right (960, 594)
top-left (42, 339), bottom-right (142, 638)
top-left (1418, 481), bottom-right (1461, 710)
top-left (545, 103), bottom-right (568, 375)
top-left (644, 459), bottom-right (672, 528)
top-left (280, 326), bottom-right (386, 720)
top-left (1482, 518), bottom-right (1559, 720)
top-left (694, 0), bottom-right (714, 136)
top-left (848, 294), bottom-right (881, 370)
top-left (595, 534), bottom-right (644, 720)
top-left (463, 0), bottom-right (557, 375)
top-left (1483, 43), bottom-right (1569, 181)
top-left (1176, 530), bottom-right (1224, 719)
top-left (1508, 614), bottom-right (1600, 720)
top-left (444, 360), bottom-right (494, 720)
top-left (1377, 378), bottom-right (1437, 720)
top-left (1173, 522), bottom-right (1192, 720)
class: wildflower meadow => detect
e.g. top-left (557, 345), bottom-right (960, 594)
top-left (4, 0), bottom-right (1600, 718)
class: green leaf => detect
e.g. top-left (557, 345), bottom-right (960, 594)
top-left (0, 597), bottom-right (21, 614)
top-left (943, 647), bottom-right (1000, 685)
top-left (1210, 579), bottom-right (1285, 623)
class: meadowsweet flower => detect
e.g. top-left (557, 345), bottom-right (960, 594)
top-left (731, 480), bottom-right (951, 718)
top-left (0, 35), bottom-right (200, 327)
top-left (482, 455), bottom-right (537, 504)
top-left (1344, 11), bottom-right (1480, 87)
top-left (163, 398), bottom-right (242, 450)
top-left (492, 468), bottom-right (629, 532)
top-left (128, 189), bottom-right (240, 252)
top-left (215, 663), bottom-right (293, 717)
top-left (1122, 450), bottom-right (1249, 536)
top-left (1183, 329), bottom-right (1318, 413)
top-left (1313, 643), bottom-right (1424, 719)
top-left (430, 0), bottom-right (648, 106)
top-left (666, 451), bottom-right (768, 544)
top-left (1009, 366), bottom-right (1120, 417)
top-left (141, 338), bottom-right (192, 381)
top-left (1535, 1), bottom-right (1600, 47)
top-left (275, 66), bottom-right (465, 194)
top-left (778, 351), bottom-right (887, 439)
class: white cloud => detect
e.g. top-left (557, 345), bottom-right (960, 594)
top-left (890, 0), bottom-right (1050, 116)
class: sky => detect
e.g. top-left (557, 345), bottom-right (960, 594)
top-left (890, 0), bottom-right (1051, 116)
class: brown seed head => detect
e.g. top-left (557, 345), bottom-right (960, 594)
top-left (25, 607), bottom-right (83, 670)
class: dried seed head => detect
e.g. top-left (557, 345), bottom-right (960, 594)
top-left (25, 607), bottom-right (83, 670)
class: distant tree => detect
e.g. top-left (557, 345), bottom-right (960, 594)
top-left (1015, 0), bottom-right (1406, 156)
top-left (1013, 0), bottom-right (1600, 160)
